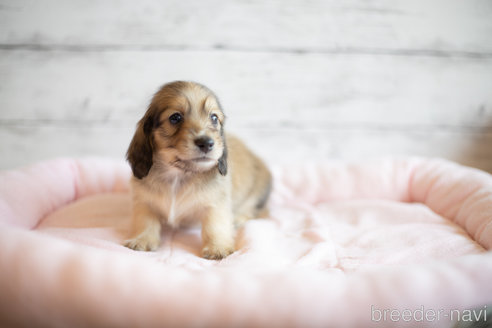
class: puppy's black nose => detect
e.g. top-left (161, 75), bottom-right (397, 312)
top-left (194, 137), bottom-right (214, 153)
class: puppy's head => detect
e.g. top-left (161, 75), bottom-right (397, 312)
top-left (127, 81), bottom-right (227, 179)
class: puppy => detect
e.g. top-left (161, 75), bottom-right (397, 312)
top-left (124, 81), bottom-right (272, 259)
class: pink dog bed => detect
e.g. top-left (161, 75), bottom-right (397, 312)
top-left (0, 158), bottom-right (491, 327)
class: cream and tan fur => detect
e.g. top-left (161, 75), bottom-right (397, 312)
top-left (124, 81), bottom-right (272, 259)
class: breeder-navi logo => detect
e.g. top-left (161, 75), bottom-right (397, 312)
top-left (371, 305), bottom-right (488, 323)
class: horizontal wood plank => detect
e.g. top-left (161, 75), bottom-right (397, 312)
top-left (1, 50), bottom-right (491, 129)
top-left (0, 0), bottom-right (491, 54)
top-left (1, 124), bottom-right (492, 173)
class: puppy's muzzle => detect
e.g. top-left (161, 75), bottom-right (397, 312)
top-left (194, 136), bottom-right (214, 153)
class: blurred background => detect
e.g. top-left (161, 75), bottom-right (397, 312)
top-left (1, 0), bottom-right (491, 171)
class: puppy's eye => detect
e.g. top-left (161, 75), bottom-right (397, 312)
top-left (210, 113), bottom-right (219, 125)
top-left (169, 113), bottom-right (183, 125)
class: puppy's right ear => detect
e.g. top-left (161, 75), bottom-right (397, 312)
top-left (126, 109), bottom-right (157, 179)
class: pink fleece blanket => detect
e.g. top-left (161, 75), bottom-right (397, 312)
top-left (0, 158), bottom-right (491, 328)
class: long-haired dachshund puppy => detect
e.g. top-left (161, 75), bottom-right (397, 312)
top-left (124, 81), bottom-right (272, 259)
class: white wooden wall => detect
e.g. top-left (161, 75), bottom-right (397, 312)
top-left (1, 0), bottom-right (492, 171)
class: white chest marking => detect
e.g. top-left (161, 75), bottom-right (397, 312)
top-left (167, 176), bottom-right (179, 227)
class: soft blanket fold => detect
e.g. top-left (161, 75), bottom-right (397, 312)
top-left (0, 157), bottom-right (491, 328)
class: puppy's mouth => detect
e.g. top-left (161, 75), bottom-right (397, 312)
top-left (188, 157), bottom-right (215, 163)
top-left (172, 156), bottom-right (216, 171)
top-left (180, 156), bottom-right (216, 164)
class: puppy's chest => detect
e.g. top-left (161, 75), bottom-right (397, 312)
top-left (149, 180), bottom-right (204, 227)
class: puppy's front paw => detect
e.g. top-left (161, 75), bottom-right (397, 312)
top-left (202, 244), bottom-right (234, 260)
top-left (124, 234), bottom-right (160, 252)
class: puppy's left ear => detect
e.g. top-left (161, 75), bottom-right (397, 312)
top-left (218, 135), bottom-right (228, 176)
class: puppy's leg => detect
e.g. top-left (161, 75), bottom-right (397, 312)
top-left (232, 155), bottom-right (272, 226)
top-left (201, 206), bottom-right (235, 260)
top-left (124, 203), bottom-right (161, 251)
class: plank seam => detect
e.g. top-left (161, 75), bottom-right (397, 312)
top-left (1, 43), bottom-right (491, 59)
top-left (1, 119), bottom-right (492, 134)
